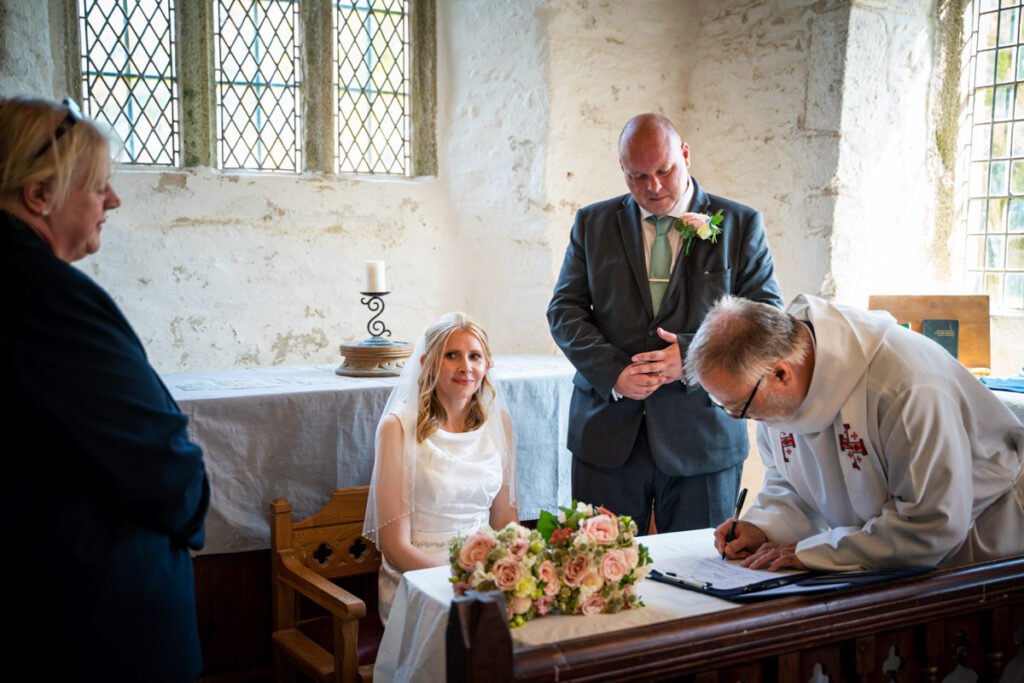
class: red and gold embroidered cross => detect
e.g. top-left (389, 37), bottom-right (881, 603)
top-left (780, 432), bottom-right (795, 462)
top-left (838, 423), bottom-right (868, 470)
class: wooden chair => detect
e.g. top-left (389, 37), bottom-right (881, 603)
top-left (271, 486), bottom-right (383, 683)
top-left (867, 294), bottom-right (991, 372)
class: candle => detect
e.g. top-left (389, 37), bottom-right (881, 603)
top-left (366, 260), bottom-right (387, 292)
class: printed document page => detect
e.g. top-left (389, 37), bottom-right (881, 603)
top-left (655, 555), bottom-right (807, 591)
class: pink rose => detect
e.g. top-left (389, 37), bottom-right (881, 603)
top-left (538, 560), bottom-right (559, 596)
top-left (457, 530), bottom-right (496, 571)
top-left (580, 594), bottom-right (606, 616)
top-left (510, 595), bottom-right (533, 615)
top-left (535, 596), bottom-right (553, 616)
top-left (492, 557), bottom-right (522, 591)
top-left (562, 553), bottom-right (591, 587)
top-left (510, 537), bottom-right (530, 559)
top-left (581, 514), bottom-right (619, 544)
top-left (600, 549), bottom-right (629, 583)
top-left (623, 544), bottom-right (639, 567)
top-left (681, 212), bottom-right (709, 229)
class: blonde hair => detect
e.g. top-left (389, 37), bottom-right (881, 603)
top-left (0, 97), bottom-right (112, 212)
top-left (416, 312), bottom-right (496, 442)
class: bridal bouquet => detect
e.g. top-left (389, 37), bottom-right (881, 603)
top-left (449, 522), bottom-right (556, 627)
top-left (537, 501), bottom-right (652, 616)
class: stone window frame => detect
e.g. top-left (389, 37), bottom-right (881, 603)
top-left (51, 0), bottom-right (437, 177)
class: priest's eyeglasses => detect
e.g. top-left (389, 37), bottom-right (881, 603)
top-left (710, 374), bottom-right (764, 420)
top-left (35, 98), bottom-right (82, 159)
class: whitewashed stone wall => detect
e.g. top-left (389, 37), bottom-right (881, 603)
top-left (2, 0), bottom-right (1017, 373)
top-left (830, 0), bottom-right (941, 305)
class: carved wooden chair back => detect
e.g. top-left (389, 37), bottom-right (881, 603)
top-left (271, 486), bottom-right (382, 683)
top-left (272, 487), bottom-right (381, 580)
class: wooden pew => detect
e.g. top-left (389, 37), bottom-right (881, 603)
top-left (448, 556), bottom-right (1024, 682)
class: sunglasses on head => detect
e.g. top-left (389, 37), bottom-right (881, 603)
top-left (35, 98), bottom-right (83, 159)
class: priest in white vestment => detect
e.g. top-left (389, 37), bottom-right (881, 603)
top-left (685, 294), bottom-right (1024, 572)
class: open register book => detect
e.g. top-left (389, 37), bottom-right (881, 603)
top-left (650, 555), bottom-right (931, 602)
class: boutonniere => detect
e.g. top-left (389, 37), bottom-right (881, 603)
top-left (674, 209), bottom-right (724, 256)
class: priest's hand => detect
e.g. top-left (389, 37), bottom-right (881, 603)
top-left (741, 542), bottom-right (808, 571)
top-left (629, 328), bottom-right (684, 383)
top-left (714, 519), bottom-right (767, 559)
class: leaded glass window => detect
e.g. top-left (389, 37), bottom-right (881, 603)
top-left (214, 0), bottom-right (302, 172)
top-left (336, 1), bottom-right (410, 175)
top-left (964, 0), bottom-right (1024, 309)
top-left (78, 0), bottom-right (180, 166)
top-left (73, 0), bottom-right (425, 175)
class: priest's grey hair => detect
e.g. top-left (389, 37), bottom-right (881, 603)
top-left (685, 296), bottom-right (809, 386)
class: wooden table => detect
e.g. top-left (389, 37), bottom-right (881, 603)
top-left (376, 530), bottom-right (736, 682)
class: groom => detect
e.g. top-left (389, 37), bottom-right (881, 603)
top-left (547, 113), bottom-right (783, 533)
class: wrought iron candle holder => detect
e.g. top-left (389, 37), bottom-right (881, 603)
top-left (336, 291), bottom-right (412, 377)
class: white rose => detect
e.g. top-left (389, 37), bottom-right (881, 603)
top-left (696, 222), bottom-right (713, 239)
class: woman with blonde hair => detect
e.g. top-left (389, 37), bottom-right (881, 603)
top-left (364, 312), bottom-right (518, 622)
top-left (1, 97), bottom-right (209, 682)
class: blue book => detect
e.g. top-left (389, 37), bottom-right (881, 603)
top-left (922, 319), bottom-right (959, 359)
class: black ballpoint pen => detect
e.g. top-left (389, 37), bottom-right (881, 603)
top-left (722, 487), bottom-right (748, 560)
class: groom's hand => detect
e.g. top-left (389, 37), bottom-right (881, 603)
top-left (613, 362), bottom-right (663, 400)
top-left (629, 328), bottom-right (683, 383)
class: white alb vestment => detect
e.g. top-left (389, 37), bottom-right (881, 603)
top-left (376, 424), bottom-right (504, 621)
top-left (742, 294), bottom-right (1024, 571)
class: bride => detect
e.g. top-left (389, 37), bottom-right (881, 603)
top-left (363, 312), bottom-right (518, 621)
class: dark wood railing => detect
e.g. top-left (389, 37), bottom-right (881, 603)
top-left (448, 556), bottom-right (1024, 682)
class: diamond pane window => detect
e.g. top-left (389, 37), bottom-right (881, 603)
top-left (964, 1), bottom-right (1024, 309)
top-left (79, 0), bottom-right (179, 165)
top-left (336, 0), bottom-right (411, 175)
top-left (215, 0), bottom-right (301, 172)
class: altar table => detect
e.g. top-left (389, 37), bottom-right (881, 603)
top-left (163, 355), bottom-right (574, 554)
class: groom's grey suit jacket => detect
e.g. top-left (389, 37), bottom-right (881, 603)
top-left (547, 177), bottom-right (784, 477)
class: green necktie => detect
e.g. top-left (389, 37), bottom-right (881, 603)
top-left (646, 215), bottom-right (673, 315)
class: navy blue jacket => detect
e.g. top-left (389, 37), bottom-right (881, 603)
top-left (2, 212), bottom-right (209, 682)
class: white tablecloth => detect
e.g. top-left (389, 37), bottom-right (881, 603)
top-left (163, 355), bottom-right (575, 554)
top-left (374, 529), bottom-right (737, 683)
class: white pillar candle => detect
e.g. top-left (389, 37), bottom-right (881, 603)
top-left (366, 260), bottom-right (387, 292)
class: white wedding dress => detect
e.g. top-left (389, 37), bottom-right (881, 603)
top-left (377, 423), bottom-right (504, 622)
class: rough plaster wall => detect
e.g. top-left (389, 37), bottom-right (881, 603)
top-left (541, 0), bottom-right (698, 294)
top-left (830, 0), bottom-right (940, 306)
top-left (542, 0), bottom-right (850, 309)
top-left (0, 1), bottom-right (52, 96)
top-left (676, 0), bottom-right (849, 301)
top-left (4, 0), bottom-right (1017, 373)
top-left (440, 0), bottom-right (553, 351)
top-left (89, 170), bottom-right (461, 370)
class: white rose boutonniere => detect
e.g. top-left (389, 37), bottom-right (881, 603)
top-left (674, 209), bottom-right (724, 256)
